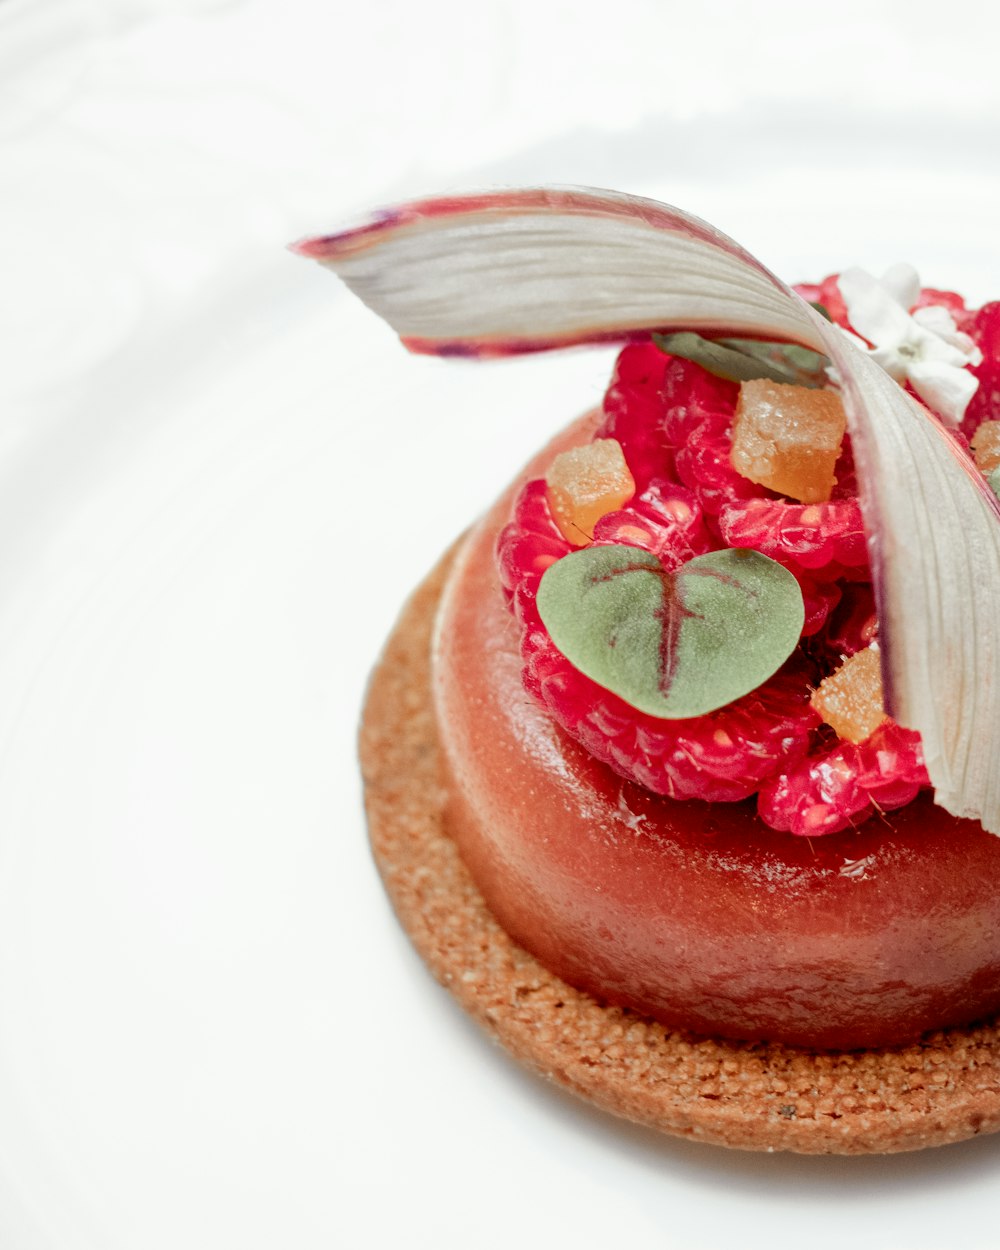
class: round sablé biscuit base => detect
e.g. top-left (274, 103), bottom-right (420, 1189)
top-left (360, 544), bottom-right (1000, 1155)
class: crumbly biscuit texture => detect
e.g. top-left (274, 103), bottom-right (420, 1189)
top-left (360, 545), bottom-right (1000, 1155)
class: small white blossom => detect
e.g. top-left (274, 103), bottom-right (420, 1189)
top-left (837, 265), bottom-right (982, 426)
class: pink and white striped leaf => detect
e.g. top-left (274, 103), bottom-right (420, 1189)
top-left (293, 186), bottom-right (1000, 833)
top-left (292, 188), bottom-right (820, 356)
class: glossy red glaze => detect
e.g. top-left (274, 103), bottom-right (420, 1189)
top-left (433, 418), bottom-right (1000, 1050)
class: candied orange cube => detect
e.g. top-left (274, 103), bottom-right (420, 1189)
top-left (545, 439), bottom-right (635, 547)
top-left (811, 644), bottom-right (886, 744)
top-left (971, 421), bottom-right (1000, 475)
top-left (731, 379), bottom-right (846, 504)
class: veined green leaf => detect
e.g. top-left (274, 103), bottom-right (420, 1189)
top-left (536, 545), bottom-right (805, 719)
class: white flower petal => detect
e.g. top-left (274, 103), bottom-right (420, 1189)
top-left (869, 343), bottom-right (909, 383)
top-left (912, 304), bottom-right (958, 337)
top-left (913, 305), bottom-right (984, 364)
top-left (907, 358), bottom-right (979, 425)
top-left (912, 324), bottom-right (972, 367)
top-left (838, 267), bottom-right (914, 348)
top-left (881, 262), bottom-right (921, 309)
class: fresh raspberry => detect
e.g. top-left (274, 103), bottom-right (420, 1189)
top-left (912, 286), bottom-right (969, 326)
top-left (962, 301), bottom-right (1000, 435)
top-left (527, 626), bottom-right (817, 801)
top-left (758, 721), bottom-right (928, 837)
top-left (790, 571), bottom-right (842, 638)
top-left (855, 719), bottom-right (930, 805)
top-left (757, 736), bottom-right (868, 836)
top-left (969, 300), bottom-right (1000, 360)
top-left (514, 474), bottom-right (562, 536)
top-left (791, 281), bottom-right (823, 307)
top-left (496, 524), bottom-right (565, 597)
top-left (811, 274), bottom-right (850, 328)
top-left (595, 342), bottom-right (672, 487)
top-left (717, 497), bottom-right (869, 573)
top-left (495, 480), bottom-right (570, 616)
top-left (592, 481), bottom-right (713, 568)
top-left (674, 427), bottom-right (762, 517)
top-left (660, 357), bottom-right (739, 444)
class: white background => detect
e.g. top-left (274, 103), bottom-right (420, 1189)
top-left (4, 1), bottom-right (1000, 1247)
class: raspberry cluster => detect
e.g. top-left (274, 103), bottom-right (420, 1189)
top-left (496, 289), bottom-right (1000, 835)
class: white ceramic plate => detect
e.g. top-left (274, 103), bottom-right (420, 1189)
top-left (6, 2), bottom-right (1000, 1247)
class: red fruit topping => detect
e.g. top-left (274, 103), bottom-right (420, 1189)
top-left (592, 482), bottom-right (712, 568)
top-left (660, 356), bottom-right (739, 432)
top-left (962, 301), bottom-right (1000, 435)
top-left (812, 274), bottom-right (850, 327)
top-left (716, 497), bottom-right (869, 572)
top-left (758, 721), bottom-right (929, 837)
top-left (498, 331), bottom-right (945, 836)
top-left (496, 480), bottom-right (570, 614)
top-left (526, 626), bottom-right (816, 802)
top-left (792, 281), bottom-right (823, 305)
top-left (674, 428), bottom-right (762, 517)
top-left (912, 285), bottom-right (969, 324)
top-left (970, 300), bottom-right (1000, 360)
top-left (496, 525), bottom-right (565, 599)
top-left (789, 570), bottom-right (841, 638)
top-left (595, 342), bottom-right (672, 487)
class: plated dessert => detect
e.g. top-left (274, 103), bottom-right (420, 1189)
top-left (295, 189), bottom-right (1000, 1152)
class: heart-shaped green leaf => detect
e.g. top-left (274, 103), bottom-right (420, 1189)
top-left (536, 545), bottom-right (805, 719)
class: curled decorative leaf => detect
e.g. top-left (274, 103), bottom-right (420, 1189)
top-left (536, 545), bottom-right (805, 719)
top-left (653, 330), bottom-right (830, 388)
top-left (290, 188), bottom-right (820, 356)
top-left (295, 185), bottom-right (1000, 833)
